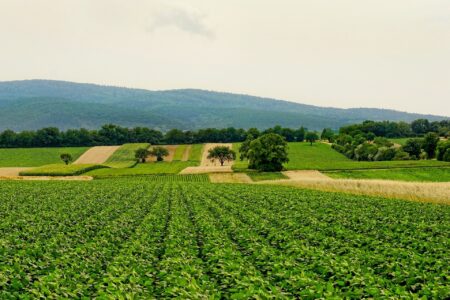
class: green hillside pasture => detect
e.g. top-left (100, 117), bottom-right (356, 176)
top-left (0, 147), bottom-right (89, 167)
top-left (1, 179), bottom-right (448, 298)
top-left (86, 161), bottom-right (197, 178)
top-left (19, 164), bottom-right (107, 176)
top-left (247, 172), bottom-right (288, 181)
top-left (233, 142), bottom-right (450, 171)
top-left (104, 143), bottom-right (149, 168)
top-left (327, 167), bottom-right (450, 182)
top-left (188, 144), bottom-right (204, 162)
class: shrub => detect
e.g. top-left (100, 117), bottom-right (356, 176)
top-left (374, 147), bottom-right (397, 161)
top-left (436, 140), bottom-right (450, 161)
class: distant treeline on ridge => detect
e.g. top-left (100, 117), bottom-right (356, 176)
top-left (0, 119), bottom-right (448, 148)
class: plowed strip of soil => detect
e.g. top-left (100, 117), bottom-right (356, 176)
top-left (0, 168), bottom-right (32, 176)
top-left (181, 145), bottom-right (192, 161)
top-left (146, 145), bottom-right (177, 162)
top-left (201, 143), bottom-right (233, 167)
top-left (74, 146), bottom-right (120, 164)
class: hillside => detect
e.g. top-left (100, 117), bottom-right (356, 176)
top-left (0, 80), bottom-right (447, 131)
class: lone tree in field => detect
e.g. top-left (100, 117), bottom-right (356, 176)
top-left (207, 146), bottom-right (236, 166)
top-left (149, 146), bottom-right (169, 162)
top-left (135, 148), bottom-right (150, 163)
top-left (305, 131), bottom-right (319, 146)
top-left (60, 153), bottom-right (73, 165)
top-left (247, 133), bottom-right (289, 171)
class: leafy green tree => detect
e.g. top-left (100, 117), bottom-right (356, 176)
top-left (411, 119), bottom-right (430, 135)
top-left (366, 132), bottom-right (376, 141)
top-left (207, 146), bottom-right (236, 166)
top-left (354, 143), bottom-right (378, 161)
top-left (247, 133), bottom-right (289, 171)
top-left (436, 140), bottom-right (450, 161)
top-left (403, 138), bottom-right (422, 159)
top-left (149, 146), bottom-right (170, 162)
top-left (305, 132), bottom-right (319, 146)
top-left (320, 128), bottom-right (335, 142)
top-left (238, 135), bottom-right (256, 162)
top-left (422, 132), bottom-right (440, 159)
top-left (60, 153), bottom-right (73, 165)
top-left (294, 126), bottom-right (306, 142)
top-left (135, 148), bottom-right (150, 163)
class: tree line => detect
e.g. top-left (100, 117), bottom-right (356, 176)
top-left (0, 124), bottom-right (309, 148)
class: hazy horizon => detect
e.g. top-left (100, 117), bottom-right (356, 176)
top-left (1, 0), bottom-right (449, 116)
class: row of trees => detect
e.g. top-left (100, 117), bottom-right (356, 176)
top-left (332, 132), bottom-right (449, 161)
top-left (0, 124), bottom-right (311, 148)
top-left (339, 119), bottom-right (450, 138)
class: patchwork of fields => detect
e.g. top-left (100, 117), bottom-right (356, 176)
top-left (0, 179), bottom-right (448, 298)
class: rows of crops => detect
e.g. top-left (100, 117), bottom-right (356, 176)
top-left (0, 179), bottom-right (448, 298)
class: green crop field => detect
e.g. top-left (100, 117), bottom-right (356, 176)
top-left (0, 179), bottom-right (448, 298)
top-left (327, 167), bottom-right (450, 182)
top-left (233, 142), bottom-right (450, 171)
top-left (86, 161), bottom-right (197, 178)
top-left (104, 143), bottom-right (149, 168)
top-left (0, 147), bottom-right (89, 167)
top-left (246, 172), bottom-right (288, 181)
top-left (173, 145), bottom-right (187, 161)
top-left (19, 164), bottom-right (107, 176)
top-left (188, 144), bottom-right (203, 161)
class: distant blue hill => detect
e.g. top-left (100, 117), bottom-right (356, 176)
top-left (0, 79), bottom-right (446, 131)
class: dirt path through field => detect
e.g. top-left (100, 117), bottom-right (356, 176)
top-left (146, 145), bottom-right (177, 162)
top-left (74, 146), bottom-right (120, 164)
top-left (181, 145), bottom-right (192, 161)
top-left (0, 168), bottom-right (32, 176)
top-left (201, 143), bottom-right (233, 166)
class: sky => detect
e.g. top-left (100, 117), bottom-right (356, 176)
top-left (0, 0), bottom-right (449, 116)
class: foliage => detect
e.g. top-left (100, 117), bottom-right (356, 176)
top-left (305, 131), bottom-right (319, 145)
top-left (320, 128), bottom-right (335, 142)
top-left (422, 132), bottom-right (440, 159)
top-left (247, 134), bottom-right (289, 171)
top-left (149, 146), bottom-right (170, 162)
top-left (436, 140), bottom-right (450, 161)
top-left (0, 179), bottom-right (449, 298)
top-left (135, 148), bottom-right (151, 163)
top-left (19, 164), bottom-right (107, 176)
top-left (327, 167), bottom-right (450, 182)
top-left (0, 147), bottom-right (88, 167)
top-left (59, 153), bottom-right (73, 165)
top-left (207, 146), bottom-right (236, 166)
top-left (403, 138), bottom-right (423, 159)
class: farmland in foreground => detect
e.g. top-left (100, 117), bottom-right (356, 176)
top-left (0, 178), bottom-right (448, 299)
top-left (0, 147), bottom-right (88, 167)
top-left (234, 142), bottom-right (450, 171)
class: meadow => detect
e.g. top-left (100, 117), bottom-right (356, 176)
top-left (103, 143), bottom-right (149, 168)
top-left (327, 167), bottom-right (450, 182)
top-left (0, 178), bottom-right (448, 298)
top-left (234, 142), bottom-right (450, 171)
top-left (0, 147), bottom-right (88, 167)
top-left (19, 164), bottom-right (107, 176)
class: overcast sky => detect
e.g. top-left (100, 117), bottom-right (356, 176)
top-left (0, 0), bottom-right (449, 116)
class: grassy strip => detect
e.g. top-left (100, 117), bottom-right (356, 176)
top-left (188, 144), bottom-right (203, 162)
top-left (326, 167), bottom-right (450, 182)
top-left (246, 172), bottom-right (288, 181)
top-left (19, 164), bottom-right (108, 176)
top-left (96, 174), bottom-right (209, 182)
top-left (104, 143), bottom-right (149, 168)
top-left (86, 161), bottom-right (197, 178)
top-left (173, 145), bottom-right (187, 161)
top-left (0, 147), bottom-right (89, 167)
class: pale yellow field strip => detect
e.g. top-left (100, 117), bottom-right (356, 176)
top-left (73, 146), bottom-right (120, 164)
top-left (179, 166), bottom-right (233, 174)
top-left (0, 168), bottom-right (32, 176)
top-left (283, 170), bottom-right (331, 180)
top-left (181, 145), bottom-right (192, 161)
top-left (0, 175), bottom-right (93, 181)
top-left (200, 143), bottom-right (233, 167)
top-left (209, 173), bottom-right (253, 183)
top-left (147, 145), bottom-right (177, 162)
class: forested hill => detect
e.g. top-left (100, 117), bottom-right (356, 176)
top-left (0, 79), bottom-right (446, 131)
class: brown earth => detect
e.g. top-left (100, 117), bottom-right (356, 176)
top-left (147, 145), bottom-right (177, 162)
top-left (0, 168), bottom-right (32, 176)
top-left (73, 146), bottom-right (120, 164)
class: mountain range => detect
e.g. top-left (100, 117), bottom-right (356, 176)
top-left (0, 80), bottom-right (447, 131)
